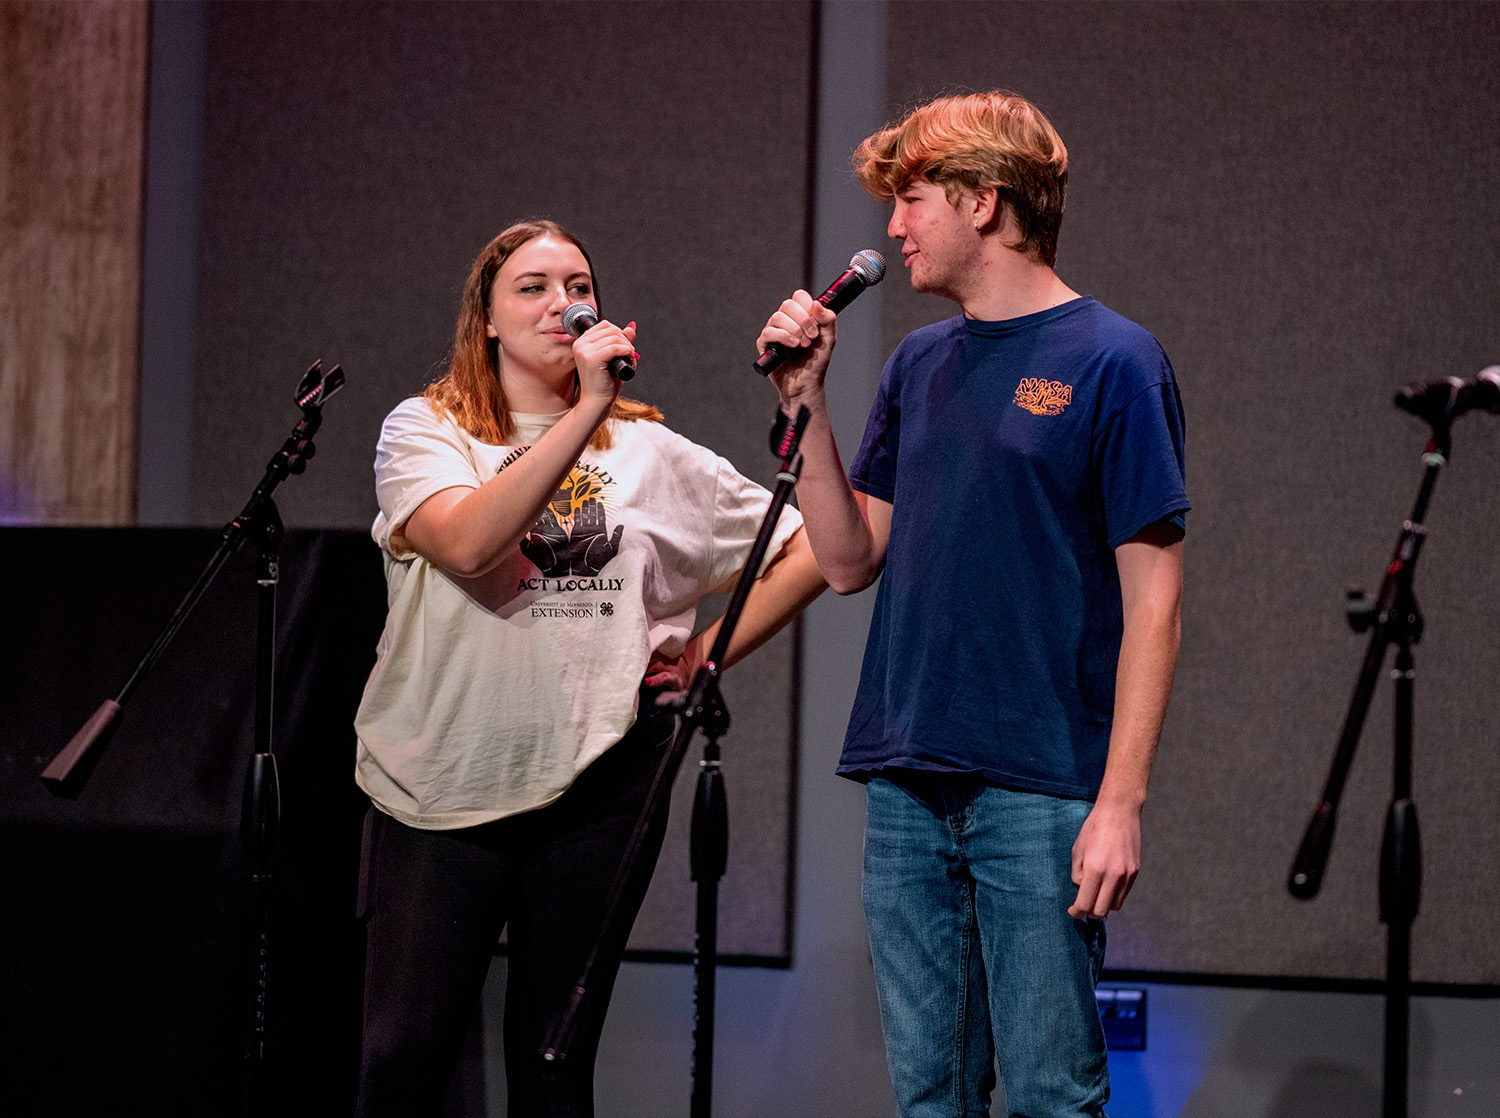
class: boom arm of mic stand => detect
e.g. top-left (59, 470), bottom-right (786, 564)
top-left (1288, 433), bottom-right (1442, 899)
top-left (541, 406), bottom-right (810, 1067)
top-left (699, 406), bottom-right (810, 675)
top-left (1289, 619), bottom-right (1391, 898)
top-left (39, 361), bottom-right (343, 799)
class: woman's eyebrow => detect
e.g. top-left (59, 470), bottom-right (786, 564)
top-left (511, 270), bottom-right (591, 282)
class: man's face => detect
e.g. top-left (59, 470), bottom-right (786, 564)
top-left (888, 179), bottom-right (981, 299)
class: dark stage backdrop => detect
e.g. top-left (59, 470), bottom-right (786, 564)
top-left (0, 528), bottom-right (386, 1114)
top-left (880, 1), bottom-right (1500, 986)
top-left (170, 0), bottom-right (1500, 988)
top-left (189, 1), bottom-right (817, 961)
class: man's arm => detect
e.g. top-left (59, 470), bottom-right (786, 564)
top-left (757, 294), bottom-right (890, 593)
top-left (1067, 519), bottom-right (1184, 920)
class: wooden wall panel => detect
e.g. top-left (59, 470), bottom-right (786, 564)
top-left (0, 0), bottom-right (146, 524)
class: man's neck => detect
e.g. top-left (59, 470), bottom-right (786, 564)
top-left (956, 250), bottom-right (1079, 323)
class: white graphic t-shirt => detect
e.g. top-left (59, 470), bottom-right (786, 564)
top-left (354, 397), bottom-right (802, 830)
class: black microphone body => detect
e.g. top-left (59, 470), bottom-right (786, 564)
top-left (755, 250), bottom-right (886, 375)
top-left (561, 303), bottom-right (635, 381)
top-left (1393, 367), bottom-right (1500, 424)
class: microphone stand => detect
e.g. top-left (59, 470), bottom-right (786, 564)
top-left (40, 360), bottom-right (344, 1118)
top-left (542, 405), bottom-right (811, 1118)
top-left (1287, 413), bottom-right (1454, 1118)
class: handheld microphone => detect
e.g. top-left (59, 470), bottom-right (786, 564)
top-left (754, 250), bottom-right (887, 375)
top-left (1394, 367), bottom-right (1500, 424)
top-left (562, 303), bottom-right (636, 381)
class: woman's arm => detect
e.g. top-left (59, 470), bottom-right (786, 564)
top-left (402, 325), bottom-right (633, 579)
top-left (646, 526), bottom-right (827, 691)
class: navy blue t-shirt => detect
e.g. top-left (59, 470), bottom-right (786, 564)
top-left (839, 296), bottom-right (1188, 800)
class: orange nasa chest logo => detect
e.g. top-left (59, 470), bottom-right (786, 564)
top-left (1013, 378), bottom-right (1074, 416)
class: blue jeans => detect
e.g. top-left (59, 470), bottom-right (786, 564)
top-left (862, 772), bottom-right (1109, 1118)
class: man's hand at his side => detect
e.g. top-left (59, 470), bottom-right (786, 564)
top-left (1068, 798), bottom-right (1141, 919)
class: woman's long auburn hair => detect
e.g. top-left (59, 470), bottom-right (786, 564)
top-left (423, 220), bottom-right (661, 449)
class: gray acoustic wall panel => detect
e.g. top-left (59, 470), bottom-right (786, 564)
top-left (880, 0), bottom-right (1500, 984)
top-left (194, 0), bottom-right (815, 958)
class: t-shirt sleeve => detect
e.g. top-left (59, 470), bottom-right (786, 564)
top-left (372, 399), bottom-right (483, 559)
top-left (848, 361), bottom-right (897, 502)
top-left (706, 455), bottom-right (805, 589)
top-left (1095, 378), bottom-right (1190, 549)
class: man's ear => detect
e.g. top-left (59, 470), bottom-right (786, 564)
top-left (971, 186), bottom-right (1000, 233)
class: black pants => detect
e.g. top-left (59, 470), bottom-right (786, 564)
top-left (356, 706), bottom-right (675, 1118)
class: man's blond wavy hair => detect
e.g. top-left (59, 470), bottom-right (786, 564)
top-left (853, 91), bottom-right (1069, 267)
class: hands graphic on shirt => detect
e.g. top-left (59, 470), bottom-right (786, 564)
top-left (520, 499), bottom-right (623, 578)
top-left (571, 497), bottom-right (624, 574)
top-left (519, 507), bottom-right (570, 575)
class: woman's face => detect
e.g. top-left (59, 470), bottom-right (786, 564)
top-left (485, 235), bottom-right (596, 383)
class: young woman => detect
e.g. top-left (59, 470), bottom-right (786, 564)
top-left (353, 220), bottom-right (822, 1116)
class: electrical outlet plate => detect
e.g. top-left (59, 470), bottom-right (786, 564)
top-left (1097, 987), bottom-right (1147, 1051)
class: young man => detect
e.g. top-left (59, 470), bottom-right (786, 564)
top-left (758, 91), bottom-right (1188, 1117)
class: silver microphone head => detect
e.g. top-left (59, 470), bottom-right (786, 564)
top-left (561, 302), bottom-right (600, 339)
top-left (850, 250), bottom-right (886, 285)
